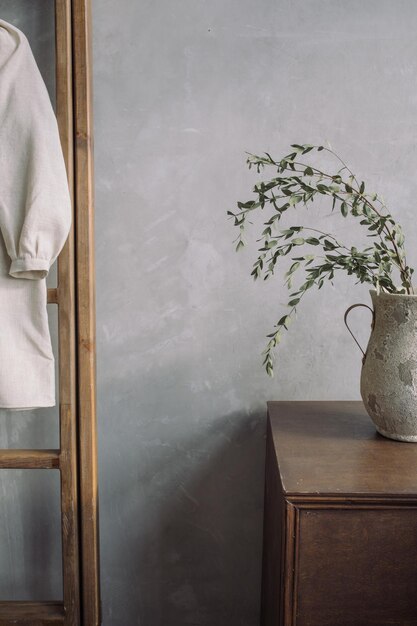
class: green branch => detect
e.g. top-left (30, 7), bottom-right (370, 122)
top-left (229, 144), bottom-right (414, 375)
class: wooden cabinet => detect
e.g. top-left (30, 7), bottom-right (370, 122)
top-left (261, 401), bottom-right (417, 626)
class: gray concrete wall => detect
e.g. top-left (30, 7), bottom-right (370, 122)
top-left (1, 1), bottom-right (417, 624)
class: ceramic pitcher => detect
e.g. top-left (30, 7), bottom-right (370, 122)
top-left (345, 289), bottom-right (417, 442)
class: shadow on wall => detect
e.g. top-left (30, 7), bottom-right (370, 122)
top-left (100, 403), bottom-right (266, 626)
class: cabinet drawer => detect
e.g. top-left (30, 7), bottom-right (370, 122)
top-left (295, 507), bottom-right (417, 626)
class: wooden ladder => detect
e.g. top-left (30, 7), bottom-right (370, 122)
top-left (0, 1), bottom-right (100, 624)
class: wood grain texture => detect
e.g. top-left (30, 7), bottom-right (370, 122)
top-left (262, 402), bottom-right (417, 626)
top-left (0, 601), bottom-right (64, 625)
top-left (261, 418), bottom-right (284, 626)
top-left (72, 1), bottom-right (101, 623)
top-left (47, 288), bottom-right (59, 304)
top-left (283, 503), bottom-right (297, 626)
top-left (268, 400), bottom-right (417, 496)
top-left (55, 1), bottom-right (81, 624)
top-left (0, 450), bottom-right (59, 469)
top-left (297, 507), bottom-right (417, 626)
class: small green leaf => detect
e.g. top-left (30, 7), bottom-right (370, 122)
top-left (323, 240), bottom-right (337, 250)
top-left (287, 261), bottom-right (300, 275)
top-left (289, 195), bottom-right (302, 206)
top-left (237, 201), bottom-right (256, 209)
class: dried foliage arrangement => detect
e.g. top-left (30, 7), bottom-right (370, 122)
top-left (229, 145), bottom-right (413, 375)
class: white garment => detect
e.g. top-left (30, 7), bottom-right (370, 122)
top-left (0, 20), bottom-right (71, 409)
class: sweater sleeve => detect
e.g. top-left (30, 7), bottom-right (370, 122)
top-left (0, 21), bottom-right (71, 280)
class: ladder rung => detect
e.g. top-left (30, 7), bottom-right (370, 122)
top-left (0, 450), bottom-right (60, 469)
top-left (47, 288), bottom-right (58, 304)
top-left (0, 601), bottom-right (64, 624)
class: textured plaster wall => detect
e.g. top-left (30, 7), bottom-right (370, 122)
top-left (1, 1), bottom-right (417, 625)
top-left (93, 2), bottom-right (417, 624)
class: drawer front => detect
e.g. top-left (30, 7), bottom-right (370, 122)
top-left (294, 507), bottom-right (417, 626)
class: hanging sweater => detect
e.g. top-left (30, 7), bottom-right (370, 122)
top-left (0, 19), bottom-right (71, 409)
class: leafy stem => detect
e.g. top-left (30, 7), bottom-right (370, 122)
top-left (229, 144), bottom-right (414, 375)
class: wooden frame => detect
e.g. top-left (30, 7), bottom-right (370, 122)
top-left (0, 2), bottom-right (100, 624)
top-left (262, 402), bottom-right (417, 626)
top-left (72, 1), bottom-right (101, 623)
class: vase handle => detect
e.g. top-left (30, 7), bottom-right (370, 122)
top-left (344, 303), bottom-right (374, 360)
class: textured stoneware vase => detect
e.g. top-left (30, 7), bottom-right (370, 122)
top-left (345, 289), bottom-right (417, 442)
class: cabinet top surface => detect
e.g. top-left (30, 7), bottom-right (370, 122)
top-left (268, 401), bottom-right (417, 497)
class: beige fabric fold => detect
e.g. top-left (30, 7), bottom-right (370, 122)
top-left (0, 19), bottom-right (71, 409)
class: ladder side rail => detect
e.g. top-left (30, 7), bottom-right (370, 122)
top-left (72, 1), bottom-right (101, 623)
top-left (55, 1), bottom-right (81, 624)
